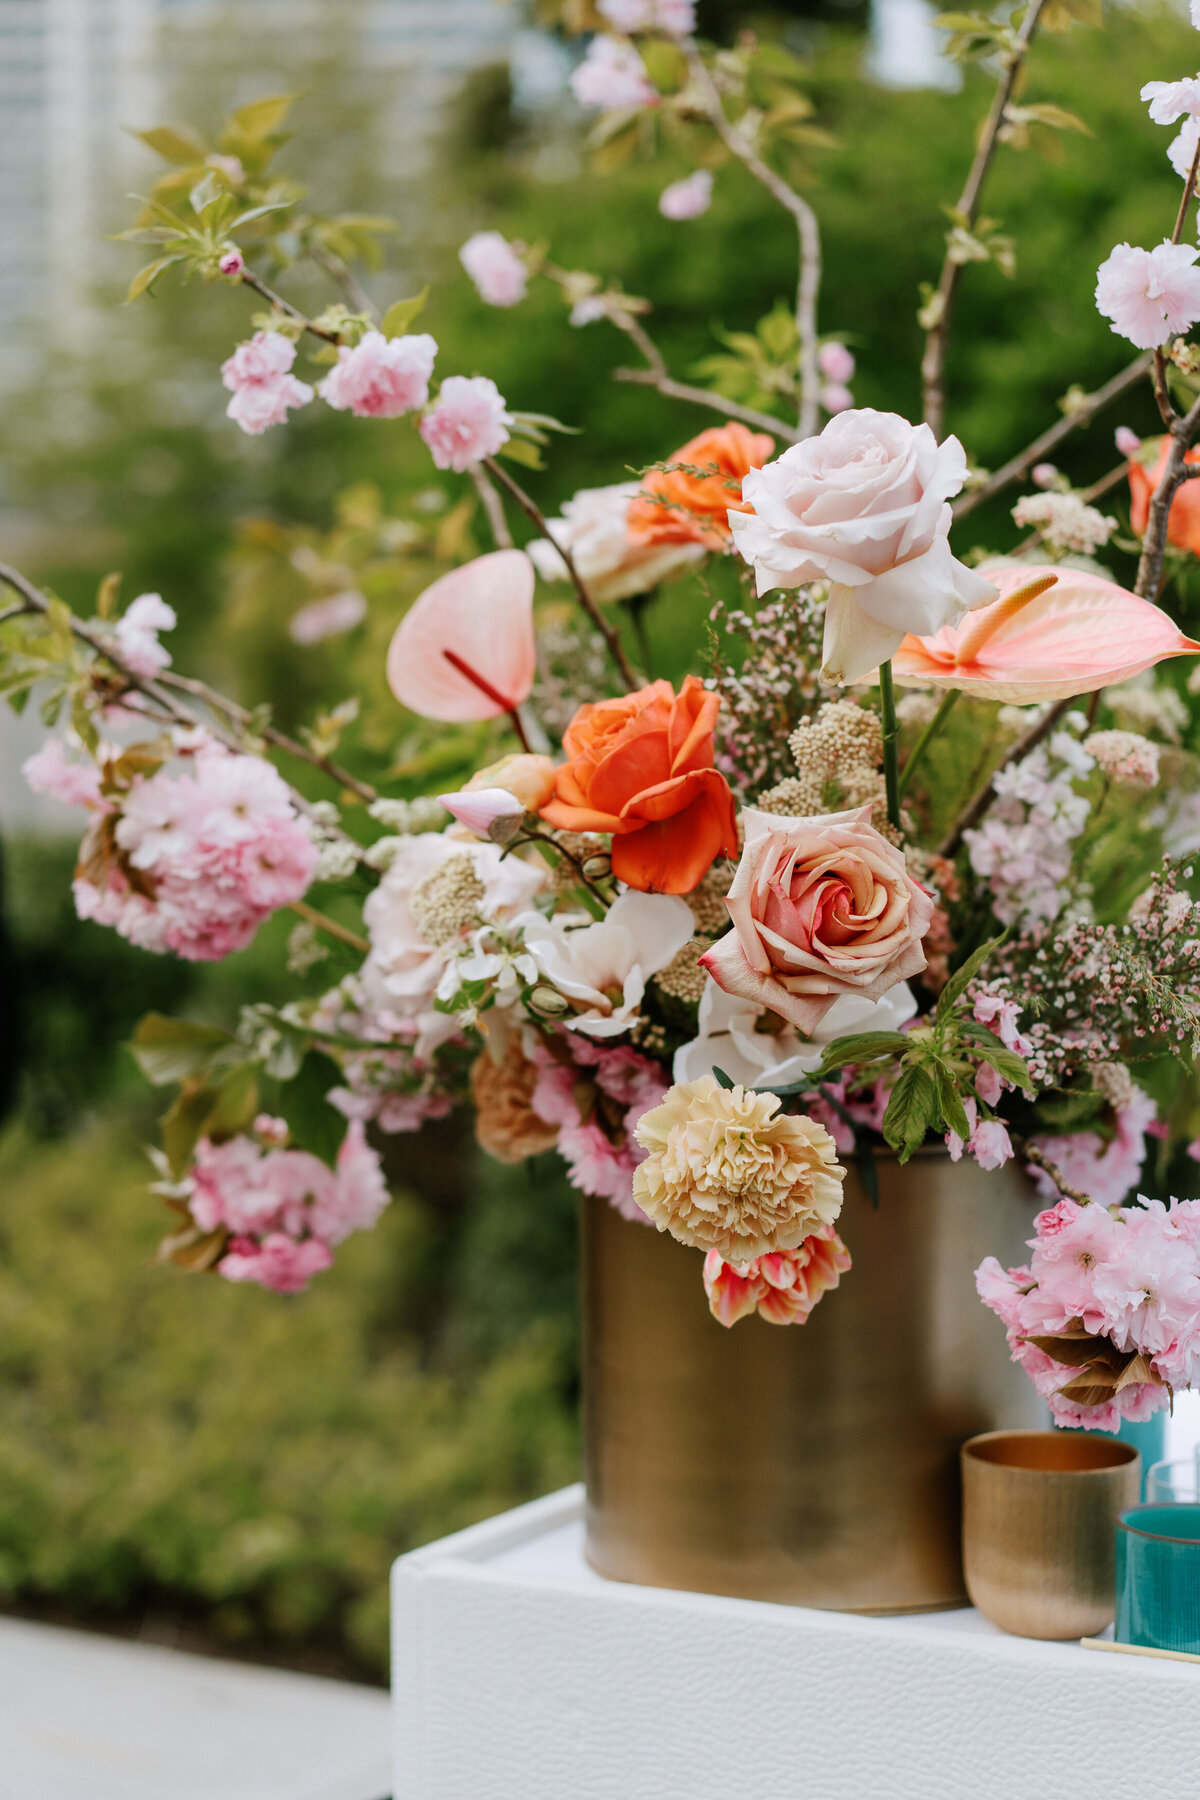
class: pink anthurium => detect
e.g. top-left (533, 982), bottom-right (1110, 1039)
top-left (892, 563), bottom-right (1200, 703)
top-left (386, 549), bottom-right (537, 723)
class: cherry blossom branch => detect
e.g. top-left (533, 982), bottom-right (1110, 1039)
top-left (684, 46), bottom-right (822, 437)
top-left (154, 671), bottom-right (378, 802)
top-left (611, 365), bottom-right (801, 442)
top-left (480, 456), bottom-right (640, 689)
top-left (237, 270), bottom-right (344, 343)
top-left (289, 899), bottom-right (369, 956)
top-left (1019, 1140), bottom-right (1093, 1206)
top-left (938, 694), bottom-right (1073, 859)
top-left (950, 352), bottom-right (1153, 523)
top-left (468, 464), bottom-right (514, 547)
top-left (921, 0), bottom-right (1047, 440)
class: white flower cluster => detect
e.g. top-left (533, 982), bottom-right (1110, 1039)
top-left (1011, 491), bottom-right (1116, 556)
top-left (965, 726), bottom-right (1095, 930)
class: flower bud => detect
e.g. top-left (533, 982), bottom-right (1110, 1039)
top-left (581, 852), bottom-right (613, 880)
top-left (218, 248), bottom-right (245, 277)
top-left (528, 985), bottom-right (570, 1017)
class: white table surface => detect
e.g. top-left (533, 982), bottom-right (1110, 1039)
top-left (0, 1615), bottom-right (391, 1800)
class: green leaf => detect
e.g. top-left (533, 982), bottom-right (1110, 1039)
top-left (276, 1052), bottom-right (346, 1163)
top-left (1016, 101), bottom-right (1093, 136)
top-left (129, 1014), bottom-right (233, 1086)
top-left (711, 1065), bottom-right (737, 1090)
top-left (380, 287), bottom-right (429, 339)
top-left (936, 930), bottom-right (1008, 1022)
top-left (758, 305), bottom-right (798, 359)
top-left (1033, 1089), bottom-right (1107, 1131)
top-left (125, 254), bottom-right (186, 302)
top-left (972, 1040), bottom-right (1036, 1096)
top-left (815, 1030), bottom-right (914, 1074)
top-left (497, 439), bottom-right (545, 470)
top-left (229, 93), bottom-right (300, 142)
top-left (933, 1061), bottom-right (971, 1141)
top-left (162, 1083), bottom-right (216, 1177)
top-left (131, 124), bottom-right (207, 165)
top-left (882, 1064), bottom-right (937, 1163)
top-left (202, 1064), bottom-right (260, 1140)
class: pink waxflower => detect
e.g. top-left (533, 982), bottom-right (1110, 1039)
top-left (1141, 78), bottom-right (1200, 125)
top-left (318, 330), bottom-right (437, 419)
top-left (1031, 462), bottom-right (1058, 490)
top-left (22, 738), bottom-right (105, 811)
top-left (220, 1234), bottom-right (334, 1295)
top-left (113, 592), bottom-right (176, 678)
top-left (459, 232), bottom-right (528, 307)
top-left (703, 1226), bottom-right (851, 1329)
top-left (1095, 241), bottom-right (1200, 350)
top-left (659, 170), bottom-right (713, 220)
top-left (817, 342), bottom-right (855, 383)
top-left (570, 37), bottom-right (657, 111)
top-left (419, 376), bottom-right (512, 473)
top-left (220, 330), bottom-right (314, 435)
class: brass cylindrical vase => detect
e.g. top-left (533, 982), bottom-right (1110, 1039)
top-left (582, 1153), bottom-right (1042, 1613)
top-left (963, 1430), bottom-right (1141, 1639)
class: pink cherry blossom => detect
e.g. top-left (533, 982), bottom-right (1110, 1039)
top-left (570, 37), bottom-right (657, 112)
top-left (418, 375), bottom-right (512, 472)
top-left (658, 170), bottom-right (713, 220)
top-left (531, 1037), bottom-right (667, 1221)
top-left (218, 249), bottom-right (244, 276)
top-left (600, 0), bottom-right (695, 27)
top-left (459, 232), bottom-right (528, 307)
top-left (1028, 1087), bottom-right (1158, 1210)
top-left (975, 1062), bottom-right (1004, 1107)
top-left (1095, 241), bottom-right (1200, 350)
top-left (288, 590), bottom-right (367, 645)
top-left (817, 342), bottom-right (855, 383)
top-left (220, 1234), bottom-right (334, 1295)
top-left (318, 330), bottom-right (437, 419)
top-left (972, 989), bottom-right (1033, 1056)
top-left (946, 1097), bottom-right (1013, 1170)
top-left (1115, 426), bottom-right (1141, 457)
top-left (1141, 78), bottom-right (1200, 125)
top-left (220, 331), bottom-right (314, 435)
top-left (22, 737), bottom-right (105, 811)
top-left (1169, 115), bottom-right (1200, 179)
top-left (114, 592), bottom-right (176, 677)
top-left (820, 383), bottom-right (854, 414)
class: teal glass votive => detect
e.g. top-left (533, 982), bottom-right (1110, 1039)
top-left (1115, 1503), bottom-right (1200, 1654)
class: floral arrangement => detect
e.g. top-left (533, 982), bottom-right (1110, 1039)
top-left (8, 5), bottom-right (1200, 1437)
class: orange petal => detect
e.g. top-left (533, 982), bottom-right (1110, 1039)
top-left (612, 774), bottom-right (737, 893)
top-left (892, 562), bottom-right (1200, 703)
top-left (386, 550), bottom-right (537, 722)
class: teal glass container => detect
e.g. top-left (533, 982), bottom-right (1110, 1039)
top-left (1117, 1412), bottom-right (1167, 1499)
top-left (1115, 1503), bottom-right (1200, 1654)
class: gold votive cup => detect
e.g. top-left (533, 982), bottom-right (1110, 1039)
top-left (961, 1430), bottom-right (1141, 1639)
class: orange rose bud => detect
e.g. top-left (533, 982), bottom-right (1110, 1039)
top-left (539, 675), bottom-right (738, 895)
top-left (1129, 438), bottom-right (1200, 557)
top-left (627, 423), bottom-right (775, 551)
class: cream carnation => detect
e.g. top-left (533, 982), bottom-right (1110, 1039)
top-left (632, 1073), bottom-right (845, 1260)
top-left (729, 408), bottom-right (996, 684)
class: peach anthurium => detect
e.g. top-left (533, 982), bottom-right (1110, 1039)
top-left (386, 549), bottom-right (537, 721)
top-left (891, 563), bottom-right (1200, 704)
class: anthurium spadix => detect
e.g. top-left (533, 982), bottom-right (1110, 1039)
top-left (891, 563), bottom-right (1200, 703)
top-left (386, 549), bottom-right (537, 722)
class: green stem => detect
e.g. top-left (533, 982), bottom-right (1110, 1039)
top-left (896, 689), bottom-right (960, 802)
top-left (878, 660), bottom-right (901, 833)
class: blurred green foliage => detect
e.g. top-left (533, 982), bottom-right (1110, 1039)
top-left (3, 0), bottom-right (1200, 1675)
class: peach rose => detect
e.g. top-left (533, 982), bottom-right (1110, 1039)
top-left (539, 675), bottom-right (738, 895)
top-left (1129, 438), bottom-right (1200, 556)
top-left (627, 423), bottom-right (774, 551)
top-left (700, 804), bottom-right (935, 1035)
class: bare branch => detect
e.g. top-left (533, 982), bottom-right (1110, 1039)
top-left (938, 694), bottom-right (1073, 859)
top-left (468, 463), bottom-right (514, 548)
top-left (921, 0), bottom-right (1047, 439)
top-left (612, 366), bottom-right (801, 442)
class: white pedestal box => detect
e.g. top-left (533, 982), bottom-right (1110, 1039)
top-left (392, 1484), bottom-right (1199, 1800)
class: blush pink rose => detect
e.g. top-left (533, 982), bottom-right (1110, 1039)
top-left (729, 408), bottom-right (996, 684)
top-left (700, 803), bottom-right (935, 1036)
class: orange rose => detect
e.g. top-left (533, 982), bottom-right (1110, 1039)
top-left (1129, 438), bottom-right (1200, 555)
top-left (627, 423), bottom-right (775, 551)
top-left (539, 675), bottom-right (738, 894)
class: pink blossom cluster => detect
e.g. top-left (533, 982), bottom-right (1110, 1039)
top-left (803, 1074), bottom-right (889, 1154)
top-left (187, 1119), bottom-right (389, 1293)
top-left (1028, 1086), bottom-right (1158, 1211)
top-left (1095, 241), bottom-right (1200, 351)
top-left (703, 1227), bottom-right (852, 1329)
top-left (318, 330), bottom-right (437, 419)
top-left (40, 734), bottom-right (319, 962)
top-left (570, 36), bottom-right (657, 111)
top-left (817, 340), bottom-right (855, 415)
top-left (113, 593), bottom-right (176, 678)
top-left (530, 1037), bottom-right (668, 1219)
top-left (964, 730), bottom-right (1093, 931)
top-left (977, 1193), bottom-right (1200, 1431)
top-left (947, 1097), bottom-right (1013, 1171)
top-left (659, 170), bottom-right (713, 221)
top-left (459, 232), bottom-right (528, 307)
top-left (313, 979), bottom-right (463, 1135)
top-left (418, 375), bottom-right (512, 472)
top-left (221, 330), bottom-right (314, 435)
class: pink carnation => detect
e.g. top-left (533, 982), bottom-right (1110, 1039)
top-left (658, 170), bottom-right (713, 221)
top-left (570, 37), bottom-right (657, 111)
top-left (22, 738), bottom-right (105, 811)
top-left (459, 232), bottom-right (528, 308)
top-left (419, 375), bottom-right (512, 473)
top-left (1095, 241), bottom-right (1200, 350)
top-left (318, 330), bottom-right (437, 419)
top-left (703, 1226), bottom-right (851, 1329)
top-left (220, 330), bottom-right (314, 435)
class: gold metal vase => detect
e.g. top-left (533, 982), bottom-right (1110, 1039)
top-left (582, 1152), bottom-right (1043, 1613)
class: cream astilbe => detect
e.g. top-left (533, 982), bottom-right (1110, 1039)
top-left (632, 1073), bottom-right (846, 1261)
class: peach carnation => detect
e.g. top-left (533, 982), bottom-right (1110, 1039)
top-left (470, 1040), bottom-right (559, 1164)
top-left (703, 1226), bottom-right (852, 1328)
top-left (632, 1073), bottom-right (845, 1261)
